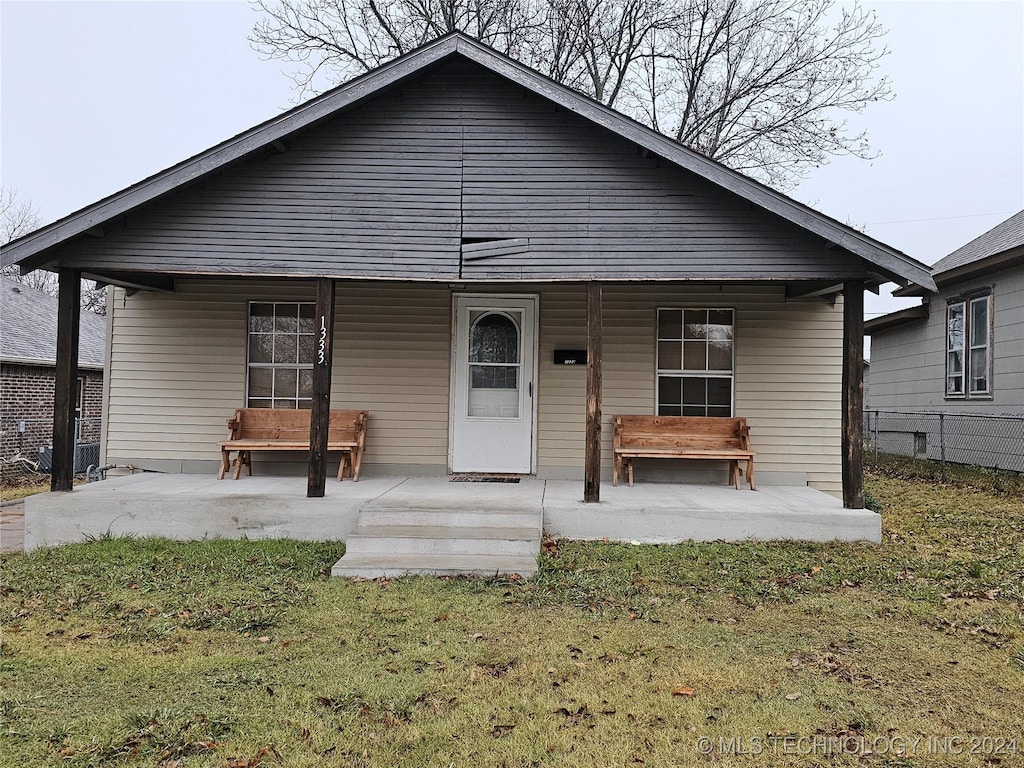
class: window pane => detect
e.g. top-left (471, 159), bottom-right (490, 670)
top-left (273, 334), bottom-right (298, 364)
top-left (708, 340), bottom-right (732, 370)
top-left (948, 344), bottom-right (964, 395)
top-left (658, 310), bottom-right (682, 340)
top-left (684, 341), bottom-right (706, 370)
top-left (275, 368), bottom-right (298, 399)
top-left (682, 405), bottom-right (706, 416)
top-left (708, 406), bottom-right (731, 417)
top-left (273, 398), bottom-right (295, 409)
top-left (970, 299), bottom-right (988, 346)
top-left (708, 309), bottom-right (733, 328)
top-left (970, 349), bottom-right (988, 392)
top-left (683, 310), bottom-right (707, 339)
top-left (658, 341), bottom-right (681, 370)
top-left (298, 369), bottom-right (313, 398)
top-left (470, 313), bottom-right (519, 364)
top-left (298, 303), bottom-right (316, 334)
top-left (707, 377), bottom-right (732, 407)
top-left (658, 376), bottom-right (681, 406)
top-left (249, 398), bottom-right (273, 409)
top-left (249, 334), bottom-right (273, 363)
top-left (947, 349), bottom-right (963, 375)
top-left (682, 377), bottom-right (705, 405)
top-left (248, 368), bottom-right (273, 398)
top-left (470, 365), bottom-right (518, 389)
top-left (250, 304), bottom-right (274, 333)
top-left (297, 399), bottom-right (312, 410)
top-left (707, 320), bottom-right (733, 342)
top-left (658, 405), bottom-right (682, 416)
top-left (275, 304), bottom-right (298, 333)
top-left (468, 366), bottom-right (519, 418)
top-left (298, 334), bottom-right (316, 364)
top-left (947, 303), bottom-right (964, 350)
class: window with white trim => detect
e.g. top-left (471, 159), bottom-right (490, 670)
top-left (75, 377), bottom-right (84, 421)
top-left (247, 302), bottom-right (316, 409)
top-left (946, 294), bottom-right (992, 398)
top-left (75, 377), bottom-right (84, 441)
top-left (656, 308), bottom-right (734, 416)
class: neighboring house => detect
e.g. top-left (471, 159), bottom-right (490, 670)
top-left (865, 210), bottom-right (1024, 470)
top-left (1, 34), bottom-right (933, 513)
top-left (0, 276), bottom-right (107, 467)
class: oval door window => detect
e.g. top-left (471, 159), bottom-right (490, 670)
top-left (468, 311), bottom-right (521, 418)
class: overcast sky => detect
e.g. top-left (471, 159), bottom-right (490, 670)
top-left (2, 0), bottom-right (1022, 322)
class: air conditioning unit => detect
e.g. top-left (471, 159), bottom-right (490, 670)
top-left (37, 444), bottom-right (101, 474)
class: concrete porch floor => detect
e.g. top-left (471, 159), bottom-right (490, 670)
top-left (22, 473), bottom-right (880, 551)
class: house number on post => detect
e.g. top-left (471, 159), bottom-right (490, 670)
top-left (318, 316), bottom-right (328, 365)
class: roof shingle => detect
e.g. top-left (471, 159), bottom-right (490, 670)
top-left (0, 277), bottom-right (106, 367)
top-left (931, 209), bottom-right (1024, 275)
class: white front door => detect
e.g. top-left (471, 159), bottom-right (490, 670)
top-left (451, 295), bottom-right (537, 473)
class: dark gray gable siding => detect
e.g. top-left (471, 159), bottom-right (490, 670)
top-left (55, 61), bottom-right (861, 281)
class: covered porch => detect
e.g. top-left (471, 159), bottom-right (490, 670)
top-left (24, 473), bottom-right (881, 565)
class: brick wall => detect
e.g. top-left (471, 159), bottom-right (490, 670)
top-left (0, 363), bottom-right (104, 461)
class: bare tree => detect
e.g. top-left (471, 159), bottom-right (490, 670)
top-left (251, 0), bottom-right (890, 189)
top-left (1, 187), bottom-right (107, 315)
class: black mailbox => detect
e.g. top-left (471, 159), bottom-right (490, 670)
top-left (554, 349), bottom-right (587, 365)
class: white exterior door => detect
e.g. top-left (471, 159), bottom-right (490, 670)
top-left (451, 295), bottom-right (537, 473)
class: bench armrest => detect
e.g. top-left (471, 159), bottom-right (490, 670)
top-left (225, 409), bottom-right (242, 439)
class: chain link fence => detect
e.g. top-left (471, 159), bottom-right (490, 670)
top-left (864, 409), bottom-right (1024, 483)
top-left (0, 417), bottom-right (101, 477)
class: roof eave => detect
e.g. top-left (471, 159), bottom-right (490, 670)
top-left (863, 304), bottom-right (929, 335)
top-left (2, 32), bottom-right (935, 292)
top-left (1, 355), bottom-right (104, 370)
top-left (450, 37), bottom-right (935, 291)
top-left (0, 35), bottom-right (463, 269)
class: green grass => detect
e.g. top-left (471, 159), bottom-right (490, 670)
top-left (1, 473), bottom-right (1022, 767)
top-left (867, 451), bottom-right (1024, 496)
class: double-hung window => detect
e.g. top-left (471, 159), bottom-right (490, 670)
top-left (946, 294), bottom-right (992, 398)
top-left (247, 302), bottom-right (316, 409)
top-left (656, 309), bottom-right (734, 416)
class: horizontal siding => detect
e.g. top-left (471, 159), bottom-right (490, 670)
top-left (60, 61), bottom-right (865, 283)
top-left (869, 264), bottom-right (1024, 414)
top-left (106, 280), bottom-right (844, 493)
top-left (104, 280), bottom-right (452, 465)
top-left (536, 285), bottom-right (842, 494)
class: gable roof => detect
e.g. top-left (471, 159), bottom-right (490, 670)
top-left (931, 209), bottom-right (1024, 275)
top-left (0, 33), bottom-right (935, 292)
top-left (0, 277), bottom-right (106, 369)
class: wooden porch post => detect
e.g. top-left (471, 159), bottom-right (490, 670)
top-left (842, 280), bottom-right (865, 509)
top-left (307, 278), bottom-right (336, 498)
top-left (51, 269), bottom-right (81, 492)
top-left (584, 282), bottom-right (603, 503)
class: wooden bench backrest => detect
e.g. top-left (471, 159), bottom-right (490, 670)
top-left (229, 408), bottom-right (367, 443)
top-left (614, 415), bottom-right (750, 451)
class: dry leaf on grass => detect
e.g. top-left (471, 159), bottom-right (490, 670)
top-left (671, 686), bottom-right (695, 697)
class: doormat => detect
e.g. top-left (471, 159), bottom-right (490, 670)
top-left (449, 475), bottom-right (521, 483)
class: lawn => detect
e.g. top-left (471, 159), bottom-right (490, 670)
top-left (1, 472), bottom-right (1022, 768)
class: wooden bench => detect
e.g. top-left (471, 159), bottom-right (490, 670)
top-left (218, 408), bottom-right (368, 481)
top-left (612, 415), bottom-right (756, 490)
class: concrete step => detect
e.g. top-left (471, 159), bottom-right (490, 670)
top-left (331, 552), bottom-right (538, 579)
top-left (344, 524), bottom-right (540, 557)
top-left (357, 507), bottom-right (541, 529)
